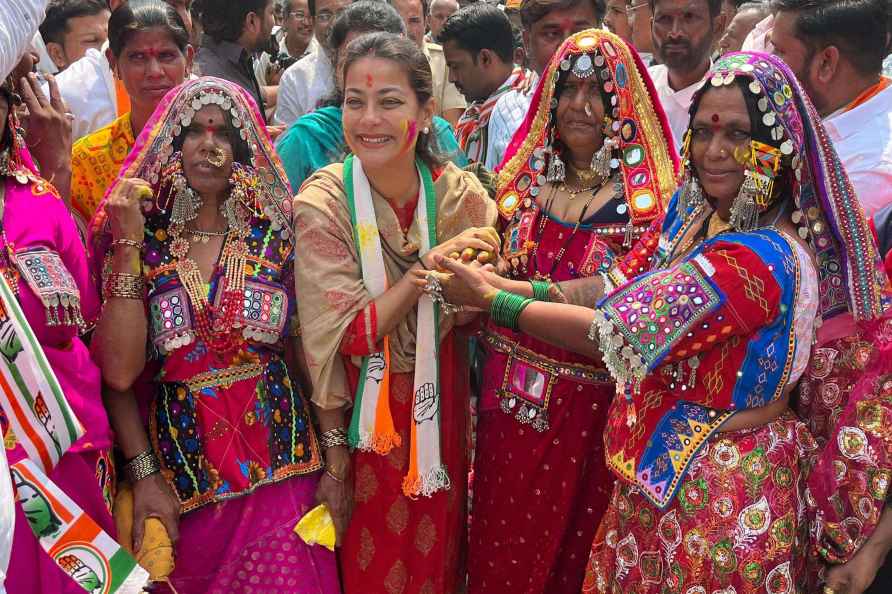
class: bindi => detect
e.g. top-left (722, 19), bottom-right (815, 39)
top-left (366, 74), bottom-right (374, 88)
top-left (711, 114), bottom-right (720, 123)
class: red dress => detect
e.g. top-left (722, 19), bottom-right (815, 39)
top-left (468, 197), bottom-right (631, 594)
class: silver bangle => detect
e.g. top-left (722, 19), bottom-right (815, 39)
top-left (124, 449), bottom-right (161, 483)
top-left (319, 427), bottom-right (349, 450)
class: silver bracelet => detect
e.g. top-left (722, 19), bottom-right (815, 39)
top-left (124, 449), bottom-right (161, 483)
top-left (319, 427), bottom-right (349, 450)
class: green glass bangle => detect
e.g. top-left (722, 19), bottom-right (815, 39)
top-left (530, 280), bottom-right (551, 302)
top-left (490, 290), bottom-right (534, 330)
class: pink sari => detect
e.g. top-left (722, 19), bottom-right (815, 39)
top-left (0, 110), bottom-right (114, 592)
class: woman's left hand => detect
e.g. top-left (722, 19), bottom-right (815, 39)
top-left (823, 538), bottom-right (891, 594)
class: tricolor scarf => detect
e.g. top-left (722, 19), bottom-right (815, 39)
top-left (344, 155), bottom-right (449, 497)
top-left (0, 273), bottom-right (148, 593)
top-left (455, 66), bottom-right (528, 164)
top-left (11, 460), bottom-right (148, 593)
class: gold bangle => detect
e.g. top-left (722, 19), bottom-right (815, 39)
top-left (111, 238), bottom-right (143, 251)
top-left (324, 468), bottom-right (346, 483)
top-left (104, 272), bottom-right (145, 300)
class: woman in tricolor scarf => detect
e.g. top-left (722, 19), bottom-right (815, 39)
top-left (90, 77), bottom-right (339, 593)
top-left (462, 29), bottom-right (678, 594)
top-left (428, 51), bottom-right (892, 592)
top-left (293, 33), bottom-right (497, 594)
top-left (0, 79), bottom-right (115, 593)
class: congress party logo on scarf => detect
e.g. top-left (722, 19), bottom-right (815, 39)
top-left (11, 460), bottom-right (149, 593)
top-left (0, 274), bottom-right (82, 473)
top-left (344, 155), bottom-right (450, 497)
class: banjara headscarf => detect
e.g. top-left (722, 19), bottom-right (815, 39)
top-left (591, 52), bottom-right (888, 509)
top-left (90, 76), bottom-right (294, 327)
top-left (91, 76), bottom-right (292, 230)
top-left (496, 29), bottom-right (680, 276)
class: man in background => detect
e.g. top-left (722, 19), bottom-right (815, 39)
top-left (484, 0), bottom-right (602, 171)
top-left (274, 0), bottom-right (350, 125)
top-left (39, 0), bottom-right (109, 72)
top-left (604, 0), bottom-right (632, 42)
top-left (427, 0), bottom-right (458, 42)
top-left (770, 0), bottom-right (892, 215)
top-left (441, 3), bottom-right (521, 167)
top-left (716, 1), bottom-right (768, 55)
top-left (648, 0), bottom-right (722, 145)
top-left (393, 0), bottom-right (466, 126)
top-left (197, 0), bottom-right (276, 121)
top-left (626, 0), bottom-right (654, 62)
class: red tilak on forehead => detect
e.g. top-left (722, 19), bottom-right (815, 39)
top-left (366, 74), bottom-right (374, 88)
top-left (711, 114), bottom-right (720, 123)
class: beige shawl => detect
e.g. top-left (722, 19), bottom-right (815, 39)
top-left (294, 162), bottom-right (497, 409)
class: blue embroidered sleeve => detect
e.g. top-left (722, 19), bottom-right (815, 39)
top-left (589, 237), bottom-right (786, 387)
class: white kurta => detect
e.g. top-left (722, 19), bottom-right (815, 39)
top-left (648, 64), bottom-right (707, 148)
top-left (0, 0), bottom-right (47, 81)
top-left (824, 82), bottom-right (892, 215)
top-left (274, 37), bottom-right (334, 126)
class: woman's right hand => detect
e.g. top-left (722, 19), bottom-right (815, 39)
top-left (132, 473), bottom-right (181, 554)
top-left (421, 227), bottom-right (501, 269)
top-left (315, 446), bottom-right (353, 546)
top-left (106, 178), bottom-right (152, 241)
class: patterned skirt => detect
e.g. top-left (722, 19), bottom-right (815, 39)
top-left (340, 335), bottom-right (469, 594)
top-left (583, 412), bottom-right (815, 594)
top-left (467, 381), bottom-right (614, 594)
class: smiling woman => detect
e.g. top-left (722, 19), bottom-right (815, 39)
top-left (294, 31), bottom-right (498, 594)
top-left (70, 0), bottom-right (192, 224)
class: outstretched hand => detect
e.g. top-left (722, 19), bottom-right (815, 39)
top-left (411, 255), bottom-right (499, 311)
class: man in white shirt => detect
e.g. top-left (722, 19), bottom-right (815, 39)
top-left (39, 0), bottom-right (110, 72)
top-left (441, 3), bottom-right (521, 168)
top-left (770, 0), bottom-right (892, 215)
top-left (488, 0), bottom-right (602, 170)
top-left (274, 0), bottom-right (349, 125)
top-left (647, 0), bottom-right (722, 148)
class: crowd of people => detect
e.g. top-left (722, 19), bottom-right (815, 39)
top-left (1, 0), bottom-right (891, 593)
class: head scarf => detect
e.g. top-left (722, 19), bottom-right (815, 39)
top-left (686, 52), bottom-right (886, 324)
top-left (496, 29), bottom-right (680, 228)
top-left (90, 77), bottom-right (293, 261)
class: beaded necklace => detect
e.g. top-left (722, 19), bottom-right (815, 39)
top-left (168, 195), bottom-right (250, 355)
top-left (530, 184), bottom-right (598, 281)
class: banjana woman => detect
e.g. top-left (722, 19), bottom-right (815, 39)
top-left (293, 32), bottom-right (498, 594)
top-left (0, 78), bottom-right (115, 592)
top-left (463, 29), bottom-right (678, 594)
top-left (90, 77), bottom-right (339, 593)
top-left (426, 51), bottom-right (892, 592)
top-left (71, 0), bottom-right (192, 224)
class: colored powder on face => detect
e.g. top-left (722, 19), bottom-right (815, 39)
top-left (401, 120), bottom-right (418, 154)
